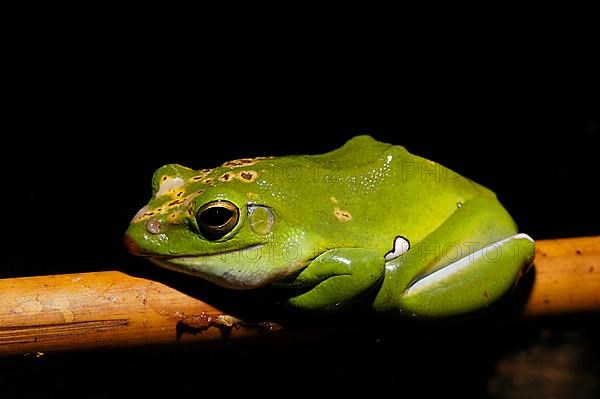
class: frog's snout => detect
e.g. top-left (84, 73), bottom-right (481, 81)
top-left (124, 234), bottom-right (144, 256)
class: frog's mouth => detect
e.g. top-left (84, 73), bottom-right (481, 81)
top-left (147, 244), bottom-right (298, 290)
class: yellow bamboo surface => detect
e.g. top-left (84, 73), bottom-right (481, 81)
top-left (0, 236), bottom-right (598, 356)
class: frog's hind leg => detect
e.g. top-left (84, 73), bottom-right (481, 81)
top-left (400, 233), bottom-right (535, 318)
top-left (373, 197), bottom-right (535, 318)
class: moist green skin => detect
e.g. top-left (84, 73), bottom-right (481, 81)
top-left (125, 135), bottom-right (535, 318)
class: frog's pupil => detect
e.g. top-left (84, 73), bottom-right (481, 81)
top-left (199, 207), bottom-right (233, 228)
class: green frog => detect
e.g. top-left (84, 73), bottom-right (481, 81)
top-left (124, 135), bottom-right (534, 317)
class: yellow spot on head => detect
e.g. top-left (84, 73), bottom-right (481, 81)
top-left (237, 170), bottom-right (258, 183)
top-left (189, 169), bottom-right (213, 182)
top-left (132, 205), bottom-right (150, 223)
top-left (222, 158), bottom-right (258, 168)
top-left (330, 196), bottom-right (338, 204)
top-left (183, 191), bottom-right (202, 208)
top-left (247, 192), bottom-right (260, 200)
top-left (167, 210), bottom-right (186, 224)
top-left (334, 207), bottom-right (352, 222)
top-left (156, 176), bottom-right (185, 198)
top-left (219, 172), bottom-right (234, 182)
top-left (167, 199), bottom-right (184, 207)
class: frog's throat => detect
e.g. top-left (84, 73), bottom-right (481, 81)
top-left (148, 244), bottom-right (301, 290)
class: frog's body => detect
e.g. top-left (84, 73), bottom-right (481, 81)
top-left (125, 135), bottom-right (535, 318)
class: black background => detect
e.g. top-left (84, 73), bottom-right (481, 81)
top-left (2, 19), bottom-right (599, 398)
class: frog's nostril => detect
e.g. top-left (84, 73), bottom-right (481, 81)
top-left (124, 235), bottom-right (143, 256)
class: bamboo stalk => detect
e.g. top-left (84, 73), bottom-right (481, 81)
top-left (521, 236), bottom-right (600, 316)
top-left (1, 236), bottom-right (599, 356)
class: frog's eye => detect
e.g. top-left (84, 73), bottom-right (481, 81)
top-left (196, 200), bottom-right (240, 240)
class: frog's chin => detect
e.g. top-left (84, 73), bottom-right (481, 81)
top-left (147, 244), bottom-right (298, 290)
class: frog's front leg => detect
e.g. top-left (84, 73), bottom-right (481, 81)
top-left (374, 198), bottom-right (535, 318)
top-left (276, 248), bottom-right (385, 312)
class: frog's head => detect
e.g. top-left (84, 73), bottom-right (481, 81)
top-left (125, 161), bottom-right (318, 289)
